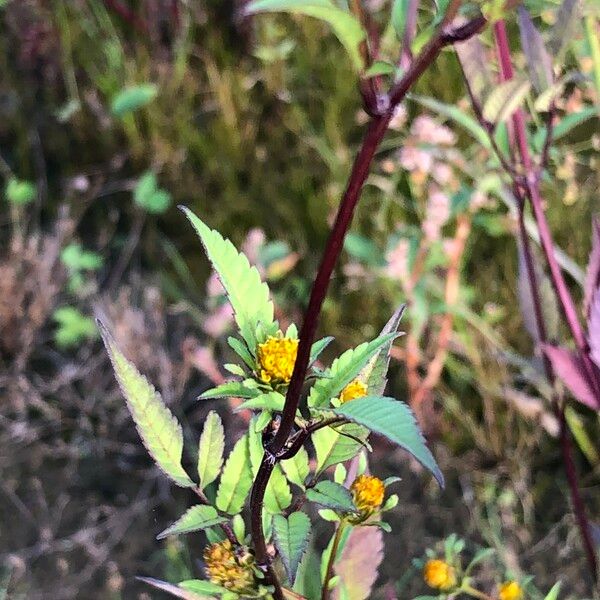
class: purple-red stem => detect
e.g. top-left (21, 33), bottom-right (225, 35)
top-left (493, 20), bottom-right (598, 581)
top-left (248, 9), bottom-right (487, 596)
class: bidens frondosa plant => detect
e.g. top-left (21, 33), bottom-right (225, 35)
top-left (101, 208), bottom-right (440, 599)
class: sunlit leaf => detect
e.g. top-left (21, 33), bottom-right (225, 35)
top-left (197, 411), bottom-right (225, 490)
top-left (111, 84), bottom-right (158, 117)
top-left (236, 391), bottom-right (287, 413)
top-left (100, 324), bottom-right (195, 488)
top-left (312, 422), bottom-right (369, 475)
top-left (281, 447), bottom-right (310, 489)
top-left (482, 78), bottom-right (531, 125)
top-left (305, 481), bottom-right (357, 513)
top-left (199, 381), bottom-right (261, 400)
top-left (182, 208), bottom-right (276, 352)
top-left (137, 577), bottom-right (214, 599)
top-left (216, 435), bottom-right (253, 514)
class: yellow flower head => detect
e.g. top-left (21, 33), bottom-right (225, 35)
top-left (203, 540), bottom-right (255, 592)
top-left (423, 559), bottom-right (457, 590)
top-left (257, 336), bottom-right (298, 384)
top-left (339, 378), bottom-right (368, 403)
top-left (499, 581), bottom-right (523, 600)
top-left (350, 474), bottom-right (385, 514)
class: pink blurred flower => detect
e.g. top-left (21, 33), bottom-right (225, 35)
top-left (385, 238), bottom-right (410, 281)
top-left (411, 115), bottom-right (456, 146)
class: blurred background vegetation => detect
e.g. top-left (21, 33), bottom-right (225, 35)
top-left (1, 0), bottom-right (599, 598)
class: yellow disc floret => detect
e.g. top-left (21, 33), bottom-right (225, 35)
top-left (499, 581), bottom-right (523, 600)
top-left (203, 540), bottom-right (255, 592)
top-left (350, 474), bottom-right (385, 514)
top-left (339, 378), bottom-right (368, 403)
top-left (423, 559), bottom-right (457, 590)
top-left (257, 336), bottom-right (298, 384)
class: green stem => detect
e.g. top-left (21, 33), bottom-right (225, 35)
top-left (321, 519), bottom-right (347, 600)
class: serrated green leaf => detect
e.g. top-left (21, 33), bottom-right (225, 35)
top-left (100, 325), bottom-right (195, 488)
top-left (197, 411), bottom-right (225, 490)
top-left (235, 391), bottom-right (286, 412)
top-left (199, 381), bottom-right (261, 400)
top-left (331, 397), bottom-right (443, 486)
top-left (157, 505), bottom-right (228, 540)
top-left (305, 481), bottom-right (357, 513)
top-left (182, 208), bottom-right (276, 352)
top-left (293, 543), bottom-right (322, 598)
top-left (228, 337), bottom-right (256, 369)
top-left (246, 0), bottom-right (366, 71)
top-left (248, 421), bottom-right (292, 512)
top-left (362, 306), bottom-right (405, 396)
top-left (307, 333), bottom-right (398, 408)
top-left (482, 79), bottom-right (531, 125)
top-left (216, 435), bottom-right (253, 514)
top-left (312, 423), bottom-right (369, 474)
top-left (137, 577), bottom-right (214, 599)
top-left (272, 512), bottom-right (311, 583)
top-left (111, 83), bottom-right (158, 117)
top-left (281, 446), bottom-right (310, 489)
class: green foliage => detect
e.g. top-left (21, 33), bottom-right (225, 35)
top-left (134, 171), bottom-right (172, 214)
top-left (111, 83), bottom-right (158, 117)
top-left (272, 512), bottom-right (311, 582)
top-left (307, 333), bottom-right (398, 408)
top-left (197, 411), bottom-right (225, 491)
top-left (236, 391), bottom-right (287, 413)
top-left (157, 505), bottom-right (229, 540)
top-left (482, 79), bottom-right (532, 125)
top-left (331, 397), bottom-right (444, 486)
top-left (246, 0), bottom-right (366, 71)
top-left (53, 307), bottom-right (98, 349)
top-left (4, 177), bottom-right (36, 205)
top-left (216, 435), bottom-right (253, 514)
top-left (312, 423), bottom-right (370, 474)
top-left (182, 208), bottom-right (276, 353)
top-left (137, 577), bottom-right (215, 600)
top-left (101, 326), bottom-right (195, 487)
top-left (305, 481), bottom-right (358, 513)
top-left (200, 381), bottom-right (261, 400)
top-left (281, 447), bottom-right (310, 489)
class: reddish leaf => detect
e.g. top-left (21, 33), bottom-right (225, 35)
top-left (588, 288), bottom-right (600, 371)
top-left (543, 345), bottom-right (598, 410)
top-left (333, 526), bottom-right (383, 600)
top-left (584, 217), bottom-right (600, 317)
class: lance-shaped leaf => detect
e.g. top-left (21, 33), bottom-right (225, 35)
top-left (305, 481), bottom-right (357, 513)
top-left (272, 512), bottom-right (312, 583)
top-left (180, 580), bottom-right (229, 595)
top-left (281, 446), bottom-right (310, 489)
top-left (363, 306), bottom-right (405, 396)
top-left (157, 505), bottom-right (229, 540)
top-left (236, 391), bottom-right (287, 413)
top-left (181, 207), bottom-right (276, 353)
top-left (548, 0), bottom-right (579, 61)
top-left (483, 78), bottom-right (531, 125)
top-left (100, 325), bottom-right (195, 488)
top-left (197, 411), bottom-right (225, 490)
top-left (312, 423), bottom-right (369, 475)
top-left (455, 36), bottom-right (494, 106)
top-left (308, 333), bottom-right (398, 408)
top-left (330, 397), bottom-right (444, 486)
top-left (543, 582), bottom-right (562, 600)
top-left (310, 336), bottom-right (334, 366)
top-left (533, 107), bottom-right (598, 151)
top-left (517, 6), bottom-right (553, 94)
top-left (543, 345), bottom-right (598, 410)
top-left (333, 525), bottom-right (383, 600)
top-left (200, 381), bottom-right (261, 400)
top-left (246, 0), bottom-right (366, 72)
top-left (137, 577), bottom-right (214, 600)
top-left (216, 435), bottom-right (253, 514)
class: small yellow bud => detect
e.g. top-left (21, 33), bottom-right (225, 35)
top-left (350, 474), bottom-right (385, 514)
top-left (499, 581), bottom-right (523, 600)
top-left (257, 336), bottom-right (298, 384)
top-left (423, 559), bottom-right (457, 590)
top-left (339, 378), bottom-right (368, 403)
top-left (203, 540), bottom-right (255, 593)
